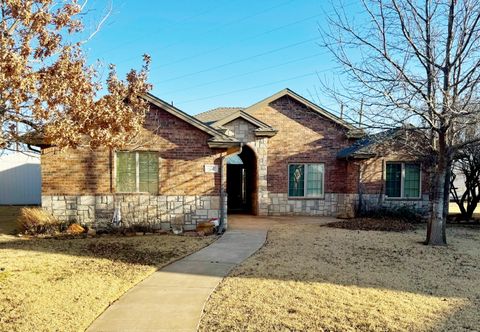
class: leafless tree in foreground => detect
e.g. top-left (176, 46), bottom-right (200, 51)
top-left (322, 0), bottom-right (480, 245)
top-left (450, 118), bottom-right (480, 221)
top-left (0, 0), bottom-right (151, 151)
top-left (450, 145), bottom-right (480, 221)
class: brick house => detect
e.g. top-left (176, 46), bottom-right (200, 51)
top-left (38, 89), bottom-right (430, 230)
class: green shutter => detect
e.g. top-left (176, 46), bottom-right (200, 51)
top-left (139, 152), bottom-right (158, 194)
top-left (116, 152), bottom-right (136, 192)
top-left (306, 164), bottom-right (324, 197)
top-left (404, 164), bottom-right (420, 198)
top-left (386, 163), bottom-right (401, 197)
top-left (289, 164), bottom-right (305, 197)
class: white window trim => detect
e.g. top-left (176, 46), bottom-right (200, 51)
top-left (385, 162), bottom-right (422, 199)
top-left (115, 151), bottom-right (158, 194)
top-left (287, 163), bottom-right (325, 199)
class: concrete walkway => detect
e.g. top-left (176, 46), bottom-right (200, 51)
top-left (87, 228), bottom-right (267, 332)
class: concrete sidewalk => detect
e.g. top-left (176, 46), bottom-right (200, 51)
top-left (87, 229), bottom-right (267, 332)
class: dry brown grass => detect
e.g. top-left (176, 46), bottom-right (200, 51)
top-left (0, 233), bottom-right (215, 332)
top-left (0, 206), bottom-right (23, 236)
top-left (17, 207), bottom-right (60, 235)
top-left (200, 224), bottom-right (480, 332)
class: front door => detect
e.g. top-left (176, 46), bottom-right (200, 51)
top-left (227, 164), bottom-right (249, 212)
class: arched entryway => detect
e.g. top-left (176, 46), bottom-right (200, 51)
top-left (226, 145), bottom-right (258, 214)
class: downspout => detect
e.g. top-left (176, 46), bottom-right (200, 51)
top-left (217, 143), bottom-right (243, 234)
top-left (357, 159), bottom-right (363, 215)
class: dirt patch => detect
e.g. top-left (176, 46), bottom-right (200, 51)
top-left (200, 224), bottom-right (480, 332)
top-left (0, 234), bottom-right (215, 332)
top-left (326, 217), bottom-right (417, 232)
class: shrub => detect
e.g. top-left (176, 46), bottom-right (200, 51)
top-left (327, 218), bottom-right (416, 232)
top-left (126, 223), bottom-right (154, 234)
top-left (17, 208), bottom-right (62, 235)
top-left (358, 205), bottom-right (423, 223)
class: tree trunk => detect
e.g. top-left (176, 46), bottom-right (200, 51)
top-left (427, 169), bottom-right (448, 245)
top-left (443, 159), bottom-right (452, 222)
top-left (466, 188), bottom-right (479, 221)
top-left (426, 136), bottom-right (448, 246)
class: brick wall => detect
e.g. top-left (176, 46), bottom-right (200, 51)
top-left (41, 146), bottom-right (112, 195)
top-left (359, 155), bottom-right (430, 195)
top-left (41, 103), bottom-right (224, 196)
top-left (247, 96), bottom-right (356, 194)
top-left (357, 155), bottom-right (431, 214)
top-left (41, 103), bottom-right (226, 230)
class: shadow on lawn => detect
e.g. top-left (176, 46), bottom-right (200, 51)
top-left (1, 215), bottom-right (479, 330)
top-left (0, 234), bottom-right (214, 268)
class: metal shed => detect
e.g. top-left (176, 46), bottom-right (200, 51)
top-left (0, 152), bottom-right (41, 205)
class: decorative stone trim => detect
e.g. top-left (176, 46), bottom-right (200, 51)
top-left (42, 194), bottom-right (220, 231)
top-left (360, 193), bottom-right (430, 213)
top-left (267, 193), bottom-right (341, 216)
top-left (266, 193), bottom-right (430, 217)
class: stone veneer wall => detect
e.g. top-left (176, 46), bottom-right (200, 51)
top-left (361, 193), bottom-right (430, 213)
top-left (267, 193), bottom-right (352, 216)
top-left (221, 118), bottom-right (270, 215)
top-left (267, 193), bottom-right (430, 217)
top-left (42, 194), bottom-right (220, 231)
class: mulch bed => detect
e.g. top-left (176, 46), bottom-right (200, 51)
top-left (326, 218), bottom-right (417, 232)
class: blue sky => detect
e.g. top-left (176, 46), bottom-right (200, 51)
top-left (83, 0), bottom-right (359, 116)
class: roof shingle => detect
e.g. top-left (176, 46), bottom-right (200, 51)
top-left (194, 107), bottom-right (244, 125)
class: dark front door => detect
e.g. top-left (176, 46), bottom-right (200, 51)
top-left (227, 164), bottom-right (249, 213)
top-left (226, 146), bottom-right (257, 214)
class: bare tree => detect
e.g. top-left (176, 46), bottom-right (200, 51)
top-left (322, 0), bottom-right (480, 245)
top-left (0, 0), bottom-right (151, 151)
top-left (450, 144), bottom-right (480, 221)
top-left (450, 116), bottom-right (480, 221)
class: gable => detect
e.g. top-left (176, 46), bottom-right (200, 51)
top-left (144, 103), bottom-right (214, 141)
top-left (246, 95), bottom-right (353, 140)
top-left (220, 118), bottom-right (258, 143)
top-left (243, 88), bottom-right (359, 133)
top-left (208, 110), bottom-right (278, 138)
top-left (142, 93), bottom-right (239, 148)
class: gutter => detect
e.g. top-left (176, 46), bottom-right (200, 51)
top-left (217, 143), bottom-right (243, 234)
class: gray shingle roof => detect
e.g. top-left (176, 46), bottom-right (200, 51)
top-left (195, 107), bottom-right (244, 125)
top-left (336, 128), bottom-right (402, 159)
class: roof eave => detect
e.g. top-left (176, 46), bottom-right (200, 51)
top-left (207, 140), bottom-right (241, 149)
top-left (19, 131), bottom-right (53, 148)
top-left (142, 93), bottom-right (234, 142)
top-left (244, 88), bottom-right (357, 131)
top-left (211, 111), bottom-right (275, 129)
top-left (254, 129), bottom-right (278, 137)
top-left (346, 129), bottom-right (366, 139)
top-left (337, 152), bottom-right (376, 160)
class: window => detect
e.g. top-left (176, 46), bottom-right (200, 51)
top-left (116, 151), bottom-right (158, 194)
top-left (386, 162), bottom-right (421, 198)
top-left (288, 163), bottom-right (324, 198)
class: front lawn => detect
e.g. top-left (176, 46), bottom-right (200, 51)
top-left (200, 223), bottom-right (480, 331)
top-left (0, 233), bottom-right (215, 331)
top-left (0, 206), bottom-right (23, 237)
